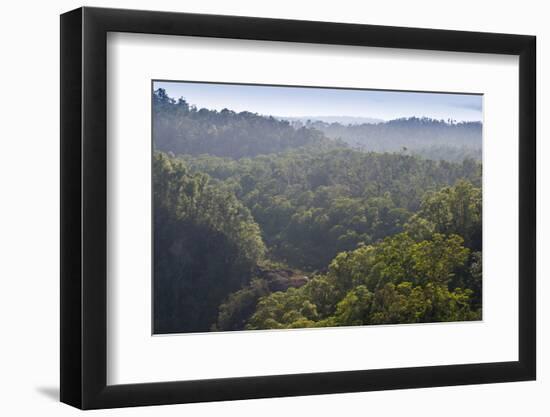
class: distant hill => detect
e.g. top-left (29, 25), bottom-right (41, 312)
top-left (279, 115), bottom-right (383, 125)
top-left (153, 89), bottom-right (340, 159)
top-left (154, 89), bottom-right (481, 162)
top-left (306, 117), bottom-right (482, 161)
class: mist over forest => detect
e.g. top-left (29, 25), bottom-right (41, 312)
top-left (152, 87), bottom-right (482, 334)
top-left (287, 117), bottom-right (482, 162)
top-left (279, 115), bottom-right (383, 125)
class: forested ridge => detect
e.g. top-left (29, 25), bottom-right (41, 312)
top-left (152, 88), bottom-right (482, 334)
top-left (297, 117), bottom-right (482, 162)
top-left (153, 88), bottom-right (341, 159)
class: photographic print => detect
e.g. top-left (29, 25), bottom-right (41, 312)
top-left (152, 81), bottom-right (482, 335)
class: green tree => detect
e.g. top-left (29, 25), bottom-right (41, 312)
top-left (406, 180), bottom-right (482, 250)
top-left (153, 152), bottom-right (265, 333)
top-left (245, 232), bottom-right (478, 330)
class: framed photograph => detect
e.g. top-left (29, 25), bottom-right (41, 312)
top-left (60, 6), bottom-right (536, 409)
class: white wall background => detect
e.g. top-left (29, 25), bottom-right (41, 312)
top-left (0, 0), bottom-right (545, 415)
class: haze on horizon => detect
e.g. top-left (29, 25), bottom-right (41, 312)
top-left (154, 80), bottom-right (483, 123)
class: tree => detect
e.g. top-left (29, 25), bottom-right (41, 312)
top-left (153, 152), bottom-right (265, 333)
top-left (153, 89), bottom-right (338, 159)
top-left (406, 179), bottom-right (482, 250)
top-left (151, 90), bottom-right (483, 333)
top-left (244, 232), bottom-right (478, 330)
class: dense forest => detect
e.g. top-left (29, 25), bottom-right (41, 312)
top-left (152, 88), bottom-right (482, 334)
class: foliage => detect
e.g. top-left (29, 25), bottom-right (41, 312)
top-left (152, 90), bottom-right (483, 333)
top-left (405, 179), bottom-right (482, 250)
top-left (213, 278), bottom-right (270, 331)
top-left (182, 150), bottom-right (480, 270)
top-left (153, 152), bottom-right (265, 333)
top-left (246, 232), bottom-right (479, 330)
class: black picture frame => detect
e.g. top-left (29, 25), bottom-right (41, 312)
top-left (60, 6), bottom-right (536, 410)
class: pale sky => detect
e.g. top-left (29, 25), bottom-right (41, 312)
top-left (154, 80), bottom-right (482, 122)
